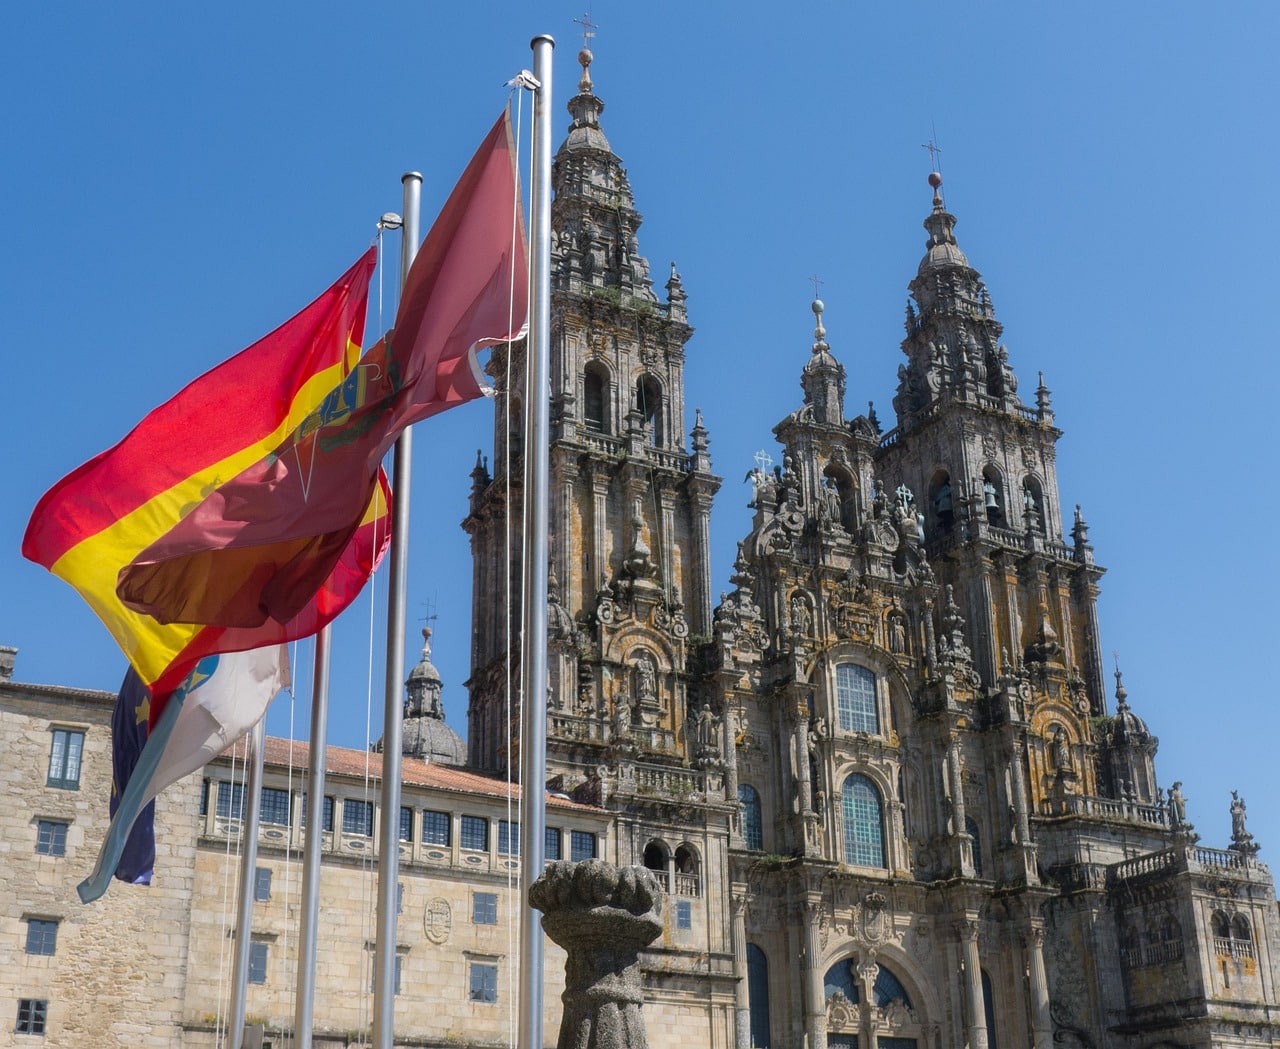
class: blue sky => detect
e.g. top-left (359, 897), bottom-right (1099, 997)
top-left (4, 2), bottom-right (1277, 858)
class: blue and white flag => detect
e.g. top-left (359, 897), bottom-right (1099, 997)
top-left (80, 645), bottom-right (290, 903)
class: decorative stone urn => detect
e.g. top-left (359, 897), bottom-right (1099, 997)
top-left (529, 860), bottom-right (664, 1049)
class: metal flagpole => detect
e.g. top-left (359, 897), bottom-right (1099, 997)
top-left (228, 717), bottom-right (267, 1048)
top-left (518, 33), bottom-right (554, 1049)
top-left (372, 171), bottom-right (421, 1049)
top-left (293, 628), bottom-right (332, 1049)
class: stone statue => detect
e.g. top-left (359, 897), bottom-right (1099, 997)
top-left (889, 613), bottom-right (907, 655)
top-left (1231, 791), bottom-right (1248, 842)
top-left (634, 653), bottom-right (656, 704)
top-left (790, 595), bottom-right (812, 637)
top-left (1168, 781), bottom-right (1187, 827)
top-left (1051, 726), bottom-right (1073, 774)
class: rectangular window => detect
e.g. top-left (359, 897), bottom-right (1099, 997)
top-left (469, 962), bottom-right (498, 1003)
top-left (544, 826), bottom-right (562, 861)
top-left (254, 867), bottom-right (272, 902)
top-left (675, 901), bottom-right (692, 930)
top-left (342, 800), bottom-right (374, 837)
top-left (498, 819), bottom-right (519, 856)
top-left (248, 942), bottom-right (268, 985)
top-left (35, 821), bottom-right (67, 857)
top-left (422, 810), bottom-right (451, 846)
top-left (24, 920), bottom-right (58, 956)
top-left (302, 794), bottom-right (337, 832)
top-left (259, 787), bottom-right (291, 827)
top-left (200, 779), bottom-right (209, 816)
top-left (47, 728), bottom-right (84, 790)
top-left (15, 999), bottom-right (47, 1035)
top-left (399, 806), bottom-right (413, 842)
top-left (472, 891), bottom-right (498, 925)
top-left (460, 816), bottom-right (488, 852)
top-left (216, 782), bottom-right (245, 820)
top-left (836, 663), bottom-right (879, 735)
top-left (368, 955), bottom-right (403, 996)
top-left (570, 831), bottom-right (597, 862)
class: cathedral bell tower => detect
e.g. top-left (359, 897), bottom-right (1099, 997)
top-left (463, 48), bottom-right (721, 782)
top-left (877, 172), bottom-right (1109, 816)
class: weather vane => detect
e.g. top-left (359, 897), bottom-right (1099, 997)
top-left (922, 138), bottom-right (942, 171)
top-left (573, 9), bottom-right (598, 49)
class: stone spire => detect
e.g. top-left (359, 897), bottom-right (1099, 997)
top-left (893, 172), bottom-right (1024, 427)
top-left (552, 46), bottom-right (658, 305)
top-left (800, 298), bottom-right (847, 426)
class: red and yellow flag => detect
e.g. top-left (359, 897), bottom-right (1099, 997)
top-left (115, 110), bottom-right (527, 633)
top-left (22, 249), bottom-right (383, 717)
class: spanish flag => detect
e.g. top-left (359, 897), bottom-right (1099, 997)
top-left (115, 110), bottom-right (526, 633)
top-left (22, 250), bottom-right (385, 720)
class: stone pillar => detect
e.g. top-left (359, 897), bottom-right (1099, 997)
top-left (530, 860), bottom-right (664, 1049)
top-left (692, 497), bottom-right (713, 630)
top-left (856, 958), bottom-right (880, 1049)
top-left (731, 888), bottom-right (750, 1049)
top-left (957, 918), bottom-right (988, 1049)
top-left (1025, 924), bottom-right (1052, 1049)
top-left (723, 704), bottom-right (740, 811)
top-left (802, 898), bottom-right (827, 1049)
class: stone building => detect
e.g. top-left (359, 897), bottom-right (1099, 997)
top-left (3, 47), bottom-right (1280, 1049)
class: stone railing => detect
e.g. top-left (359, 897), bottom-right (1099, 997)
top-left (1111, 844), bottom-right (1270, 886)
top-left (673, 872), bottom-right (700, 898)
top-left (1122, 938), bottom-right (1184, 969)
top-left (583, 432), bottom-right (624, 457)
top-left (1214, 937), bottom-right (1255, 960)
top-left (1041, 793), bottom-right (1169, 828)
top-left (645, 446), bottom-right (692, 472)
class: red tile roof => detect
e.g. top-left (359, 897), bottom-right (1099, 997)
top-left (222, 736), bottom-right (600, 813)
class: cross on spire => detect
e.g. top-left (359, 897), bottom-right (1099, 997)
top-left (573, 10), bottom-right (598, 49)
top-left (922, 138), bottom-right (943, 170)
top-left (808, 274), bottom-right (824, 299)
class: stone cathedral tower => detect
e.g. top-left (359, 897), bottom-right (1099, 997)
top-left (708, 172), bottom-right (1280, 1049)
top-left (464, 47), bottom-right (722, 788)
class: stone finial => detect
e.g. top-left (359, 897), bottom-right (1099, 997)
top-left (811, 298), bottom-right (829, 354)
top-left (530, 860), bottom-right (664, 1049)
top-left (0, 646), bottom-right (15, 681)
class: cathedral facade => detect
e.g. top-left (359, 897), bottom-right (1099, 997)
top-left (464, 49), bottom-right (1280, 1049)
top-left (2, 50), bottom-right (1279, 1049)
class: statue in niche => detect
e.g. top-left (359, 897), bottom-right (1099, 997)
top-left (634, 652), bottom-right (656, 705)
top-left (1051, 726), bottom-right (1073, 774)
top-left (790, 594), bottom-right (812, 637)
top-left (822, 477), bottom-right (842, 527)
top-left (889, 612), bottom-right (907, 655)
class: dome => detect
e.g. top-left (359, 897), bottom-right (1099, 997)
top-left (403, 715), bottom-right (466, 767)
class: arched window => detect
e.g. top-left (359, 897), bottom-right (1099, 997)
top-left (739, 784), bottom-right (763, 851)
top-left (583, 364), bottom-right (608, 433)
top-left (841, 774), bottom-right (886, 868)
top-left (1022, 476), bottom-right (1045, 534)
top-left (642, 840), bottom-right (670, 890)
top-left (1232, 913), bottom-right (1253, 944)
top-left (929, 470), bottom-right (953, 535)
top-left (965, 815), bottom-right (983, 878)
top-left (635, 374), bottom-right (663, 448)
top-left (981, 969), bottom-right (999, 1049)
top-left (747, 945), bottom-right (771, 1048)
top-left (836, 664), bottom-right (879, 735)
top-left (982, 466), bottom-right (1005, 527)
top-left (1212, 910), bottom-right (1231, 940)
top-left (673, 844), bottom-right (700, 897)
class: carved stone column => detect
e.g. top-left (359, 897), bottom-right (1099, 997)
top-left (956, 918), bottom-right (988, 1049)
top-left (530, 860), bottom-right (664, 1049)
top-left (1025, 924), bottom-right (1052, 1049)
top-left (802, 898), bottom-right (827, 1049)
top-left (856, 958), bottom-right (880, 1049)
top-left (731, 888), bottom-right (750, 1049)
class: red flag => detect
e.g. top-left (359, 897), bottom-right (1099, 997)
top-left (23, 251), bottom-right (385, 717)
top-left (117, 109), bottom-right (527, 629)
